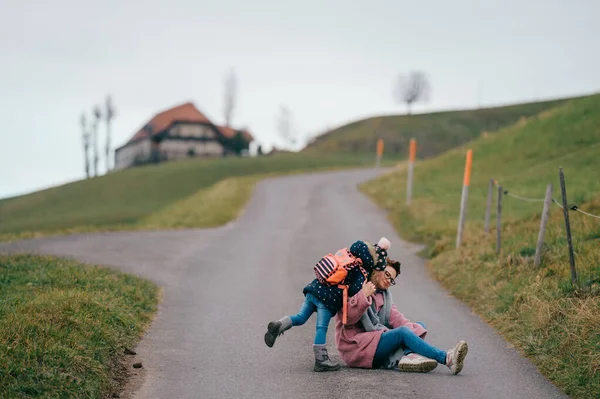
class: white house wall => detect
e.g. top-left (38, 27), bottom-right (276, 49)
top-left (114, 138), bottom-right (151, 170)
top-left (169, 124), bottom-right (216, 138)
top-left (159, 139), bottom-right (224, 159)
top-left (114, 123), bottom-right (231, 169)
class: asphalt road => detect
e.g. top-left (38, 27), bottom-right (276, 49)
top-left (0, 168), bottom-right (568, 399)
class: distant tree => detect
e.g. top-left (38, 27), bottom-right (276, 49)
top-left (92, 105), bottom-right (102, 176)
top-left (394, 71), bottom-right (431, 115)
top-left (257, 144), bottom-right (263, 155)
top-left (277, 105), bottom-right (295, 150)
top-left (105, 95), bottom-right (116, 173)
top-left (230, 131), bottom-right (249, 156)
top-left (224, 69), bottom-right (237, 127)
top-left (80, 113), bottom-right (91, 179)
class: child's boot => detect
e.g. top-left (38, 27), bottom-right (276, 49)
top-left (313, 344), bottom-right (341, 372)
top-left (264, 316), bottom-right (292, 348)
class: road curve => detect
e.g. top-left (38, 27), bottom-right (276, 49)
top-left (0, 168), bottom-right (567, 399)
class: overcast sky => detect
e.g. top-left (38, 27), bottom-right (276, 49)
top-left (1, 0), bottom-right (599, 199)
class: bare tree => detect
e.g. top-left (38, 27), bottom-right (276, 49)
top-left (105, 95), bottom-right (115, 173)
top-left (224, 69), bottom-right (237, 127)
top-left (277, 105), bottom-right (295, 150)
top-left (394, 71), bottom-right (431, 114)
top-left (92, 105), bottom-right (102, 177)
top-left (80, 113), bottom-right (91, 179)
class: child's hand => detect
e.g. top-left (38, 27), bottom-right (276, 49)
top-left (362, 281), bottom-right (376, 297)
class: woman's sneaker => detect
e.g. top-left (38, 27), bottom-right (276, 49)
top-left (397, 353), bottom-right (438, 372)
top-left (446, 341), bottom-right (468, 375)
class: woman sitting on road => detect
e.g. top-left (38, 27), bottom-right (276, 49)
top-left (334, 259), bottom-right (469, 374)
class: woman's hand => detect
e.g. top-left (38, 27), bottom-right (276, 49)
top-left (362, 281), bottom-right (376, 297)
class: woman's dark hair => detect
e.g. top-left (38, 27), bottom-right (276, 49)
top-left (387, 258), bottom-right (401, 276)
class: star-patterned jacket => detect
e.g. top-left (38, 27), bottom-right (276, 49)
top-left (303, 240), bottom-right (383, 313)
top-left (303, 266), bottom-right (369, 313)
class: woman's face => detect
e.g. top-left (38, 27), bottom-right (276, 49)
top-left (371, 265), bottom-right (398, 290)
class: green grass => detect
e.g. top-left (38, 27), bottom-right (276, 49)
top-left (140, 175), bottom-right (263, 229)
top-left (360, 94), bottom-right (600, 399)
top-left (305, 96), bottom-right (588, 157)
top-left (0, 254), bottom-right (159, 399)
top-left (0, 152), bottom-right (396, 241)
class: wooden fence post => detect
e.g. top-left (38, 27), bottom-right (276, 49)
top-left (559, 167), bottom-right (578, 285)
top-left (496, 185), bottom-right (503, 255)
top-left (534, 183), bottom-right (553, 267)
top-left (456, 149), bottom-right (473, 249)
top-left (406, 138), bottom-right (417, 205)
top-left (484, 178), bottom-right (494, 233)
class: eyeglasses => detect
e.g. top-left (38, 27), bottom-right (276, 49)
top-left (384, 271), bottom-right (396, 286)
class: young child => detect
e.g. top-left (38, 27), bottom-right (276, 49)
top-left (264, 237), bottom-right (391, 372)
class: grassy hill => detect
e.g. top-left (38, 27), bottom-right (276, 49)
top-left (360, 94), bottom-right (600, 399)
top-left (305, 96), bottom-right (586, 157)
top-left (0, 152), bottom-right (393, 241)
top-left (0, 254), bottom-right (158, 398)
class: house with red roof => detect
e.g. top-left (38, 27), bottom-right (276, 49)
top-left (114, 102), bottom-right (254, 169)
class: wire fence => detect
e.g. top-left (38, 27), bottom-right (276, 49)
top-left (401, 140), bottom-right (599, 292)
top-left (485, 171), bottom-right (599, 290)
top-left (495, 180), bottom-right (600, 219)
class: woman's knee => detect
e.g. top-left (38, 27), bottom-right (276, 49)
top-left (396, 326), bottom-right (412, 335)
top-left (385, 326), bottom-right (412, 344)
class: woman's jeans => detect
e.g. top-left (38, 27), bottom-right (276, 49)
top-left (289, 293), bottom-right (333, 345)
top-left (372, 323), bottom-right (447, 368)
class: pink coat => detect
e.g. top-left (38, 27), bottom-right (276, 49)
top-left (334, 290), bottom-right (427, 369)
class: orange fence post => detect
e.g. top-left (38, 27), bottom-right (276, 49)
top-left (456, 149), bottom-right (473, 248)
top-left (375, 138), bottom-right (384, 168)
top-left (409, 138), bottom-right (417, 163)
top-left (406, 138), bottom-right (417, 205)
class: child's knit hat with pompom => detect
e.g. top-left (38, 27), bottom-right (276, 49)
top-left (350, 237), bottom-right (391, 272)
